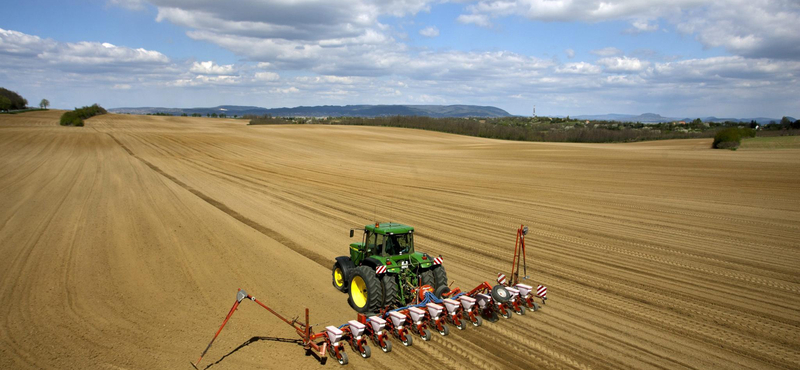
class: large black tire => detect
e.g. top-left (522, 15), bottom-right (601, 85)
top-left (420, 269), bottom-right (435, 287)
top-left (381, 274), bottom-right (399, 309)
top-left (432, 265), bottom-right (448, 291)
top-left (332, 262), bottom-right (348, 293)
top-left (491, 285), bottom-right (510, 303)
top-left (348, 266), bottom-right (384, 314)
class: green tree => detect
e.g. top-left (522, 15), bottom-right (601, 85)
top-left (0, 96), bottom-right (10, 111)
top-left (692, 118), bottom-right (702, 125)
top-left (780, 116), bottom-right (792, 128)
top-left (39, 99), bottom-right (50, 109)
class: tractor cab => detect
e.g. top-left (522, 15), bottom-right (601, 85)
top-left (349, 223), bottom-right (417, 265)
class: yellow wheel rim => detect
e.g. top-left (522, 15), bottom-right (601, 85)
top-left (351, 276), bottom-right (367, 308)
top-left (334, 267), bottom-right (344, 287)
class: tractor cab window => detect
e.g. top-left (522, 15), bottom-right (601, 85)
top-left (374, 234), bottom-right (386, 255)
top-left (384, 233), bottom-right (414, 255)
top-left (365, 232), bottom-right (377, 254)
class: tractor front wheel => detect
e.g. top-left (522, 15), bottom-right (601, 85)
top-left (332, 262), bottom-right (348, 293)
top-left (348, 266), bottom-right (384, 314)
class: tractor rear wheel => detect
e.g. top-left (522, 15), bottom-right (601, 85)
top-left (348, 266), bottom-right (384, 314)
top-left (332, 262), bottom-right (348, 293)
top-left (420, 269), bottom-right (435, 287)
top-left (381, 274), bottom-right (399, 308)
top-left (432, 265), bottom-right (448, 291)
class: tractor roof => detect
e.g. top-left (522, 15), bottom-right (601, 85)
top-left (365, 223), bottom-right (414, 235)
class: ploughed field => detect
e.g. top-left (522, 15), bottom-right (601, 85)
top-left (1, 110), bottom-right (799, 370)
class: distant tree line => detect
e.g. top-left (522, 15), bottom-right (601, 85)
top-left (60, 104), bottom-right (107, 127)
top-left (246, 114), bottom-right (293, 125)
top-left (142, 112), bottom-right (239, 118)
top-left (245, 114), bottom-right (800, 144)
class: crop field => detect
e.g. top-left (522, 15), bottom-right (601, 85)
top-left (741, 136), bottom-right (800, 150)
top-left (1, 110), bottom-right (799, 370)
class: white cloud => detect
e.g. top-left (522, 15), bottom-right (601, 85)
top-left (457, 14), bottom-right (492, 27)
top-left (0, 28), bottom-right (169, 72)
top-left (169, 74), bottom-right (241, 87)
top-left (457, 0), bottom-right (699, 23)
top-left (625, 19), bottom-right (659, 34)
top-left (455, 0), bottom-right (800, 60)
top-left (677, 0), bottom-right (800, 60)
top-left (113, 84), bottom-right (132, 90)
top-left (565, 48), bottom-right (575, 59)
top-left (254, 71), bottom-right (280, 81)
top-left (597, 56), bottom-right (649, 72)
top-left (190, 61), bottom-right (235, 75)
top-left (419, 26), bottom-right (439, 38)
top-left (590, 47), bottom-right (623, 57)
top-left (271, 86), bottom-right (300, 94)
top-left (556, 62), bottom-right (601, 74)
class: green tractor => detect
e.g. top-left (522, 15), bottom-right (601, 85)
top-left (332, 223), bottom-right (448, 314)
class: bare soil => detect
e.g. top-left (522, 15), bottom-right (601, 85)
top-left (1, 111), bottom-right (799, 370)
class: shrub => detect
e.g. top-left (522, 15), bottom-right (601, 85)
top-left (60, 104), bottom-right (107, 126)
top-left (713, 128), bottom-right (746, 150)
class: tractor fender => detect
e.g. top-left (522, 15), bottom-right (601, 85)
top-left (360, 257), bottom-right (383, 271)
top-left (335, 256), bottom-right (356, 283)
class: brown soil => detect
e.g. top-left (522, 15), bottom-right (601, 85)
top-left (1, 111), bottom-right (798, 370)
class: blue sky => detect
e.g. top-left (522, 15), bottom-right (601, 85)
top-left (1, 0), bottom-right (798, 117)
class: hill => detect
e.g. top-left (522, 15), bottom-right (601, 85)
top-left (110, 104), bottom-right (511, 118)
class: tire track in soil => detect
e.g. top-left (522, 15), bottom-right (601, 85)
top-left (106, 133), bottom-right (331, 269)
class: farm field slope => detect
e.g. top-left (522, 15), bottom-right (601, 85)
top-left (1, 111), bottom-right (799, 370)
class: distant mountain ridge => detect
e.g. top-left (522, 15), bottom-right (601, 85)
top-left (109, 104), bottom-right (511, 118)
top-left (572, 113), bottom-right (795, 125)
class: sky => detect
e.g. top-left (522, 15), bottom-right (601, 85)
top-left (0, 0), bottom-right (798, 117)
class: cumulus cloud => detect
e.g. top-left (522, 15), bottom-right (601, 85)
top-left (457, 0), bottom-right (698, 23)
top-left (0, 28), bottom-right (169, 73)
top-left (597, 56), bottom-right (649, 73)
top-left (556, 62), bottom-right (601, 74)
top-left (419, 26), bottom-right (439, 38)
top-left (677, 0), bottom-right (800, 60)
top-left (565, 48), bottom-right (575, 59)
top-left (190, 61), bottom-right (235, 75)
top-left (625, 19), bottom-right (659, 34)
top-left (254, 71), bottom-right (280, 81)
top-left (456, 0), bottom-right (800, 60)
